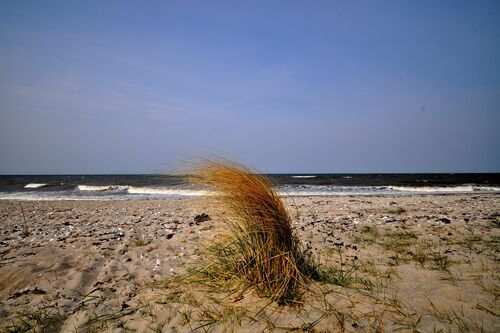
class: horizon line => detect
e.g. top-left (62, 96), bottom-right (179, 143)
top-left (1, 172), bottom-right (499, 176)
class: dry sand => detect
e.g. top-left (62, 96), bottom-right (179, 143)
top-left (0, 194), bottom-right (498, 332)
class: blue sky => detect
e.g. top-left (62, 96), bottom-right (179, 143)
top-left (1, 1), bottom-right (499, 174)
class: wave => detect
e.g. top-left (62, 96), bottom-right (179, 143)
top-left (279, 185), bottom-right (384, 196)
top-left (76, 184), bottom-right (208, 196)
top-left (75, 184), bottom-right (211, 196)
top-left (291, 175), bottom-right (316, 179)
top-left (0, 192), bottom-right (114, 201)
top-left (279, 190), bottom-right (336, 196)
top-left (478, 186), bottom-right (500, 191)
top-left (388, 185), bottom-right (500, 193)
top-left (77, 185), bottom-right (128, 191)
top-left (127, 186), bottom-right (210, 196)
top-left (24, 183), bottom-right (47, 189)
top-left (3, 182), bottom-right (498, 202)
top-left (280, 184), bottom-right (500, 196)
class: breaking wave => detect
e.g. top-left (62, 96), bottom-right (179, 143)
top-left (24, 183), bottom-right (47, 189)
top-left (2, 181), bottom-right (498, 202)
top-left (279, 185), bottom-right (386, 196)
top-left (291, 175), bottom-right (316, 179)
top-left (127, 186), bottom-right (210, 196)
top-left (388, 185), bottom-right (500, 193)
top-left (78, 184), bottom-right (210, 196)
top-left (77, 185), bottom-right (128, 191)
top-left (0, 192), bottom-right (116, 201)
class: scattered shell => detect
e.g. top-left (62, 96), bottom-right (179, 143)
top-left (153, 258), bottom-right (161, 271)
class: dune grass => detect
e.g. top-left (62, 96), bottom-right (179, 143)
top-left (188, 159), bottom-right (312, 305)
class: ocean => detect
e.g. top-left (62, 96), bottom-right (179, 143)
top-left (0, 173), bottom-right (499, 201)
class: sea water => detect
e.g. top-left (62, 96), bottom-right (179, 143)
top-left (0, 173), bottom-right (498, 201)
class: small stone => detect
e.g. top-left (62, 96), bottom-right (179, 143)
top-left (439, 217), bottom-right (451, 224)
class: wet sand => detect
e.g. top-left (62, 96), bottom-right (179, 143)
top-left (0, 194), bottom-right (499, 332)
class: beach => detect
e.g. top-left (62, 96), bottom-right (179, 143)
top-left (0, 194), bottom-right (499, 332)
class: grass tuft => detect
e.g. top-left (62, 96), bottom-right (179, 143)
top-left (188, 159), bottom-right (312, 305)
top-left (387, 207), bottom-right (407, 215)
top-left (1, 308), bottom-right (66, 333)
top-left (133, 234), bottom-right (150, 247)
top-left (353, 225), bottom-right (379, 245)
top-left (381, 230), bottom-right (418, 252)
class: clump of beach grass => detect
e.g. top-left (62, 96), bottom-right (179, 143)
top-left (188, 159), bottom-right (311, 305)
top-left (1, 307), bottom-right (66, 333)
top-left (133, 234), bottom-right (150, 247)
top-left (387, 207), bottom-right (407, 215)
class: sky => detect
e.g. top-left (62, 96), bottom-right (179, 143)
top-left (0, 1), bottom-right (499, 174)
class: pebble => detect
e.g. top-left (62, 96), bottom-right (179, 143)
top-left (439, 217), bottom-right (451, 224)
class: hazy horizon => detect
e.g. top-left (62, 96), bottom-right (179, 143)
top-left (1, 171), bottom-right (499, 177)
top-left (1, 1), bottom-right (499, 174)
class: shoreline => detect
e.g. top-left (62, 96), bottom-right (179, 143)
top-left (1, 194), bottom-right (499, 331)
top-left (1, 191), bottom-right (500, 203)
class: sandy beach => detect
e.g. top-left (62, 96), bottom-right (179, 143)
top-left (0, 194), bottom-right (499, 332)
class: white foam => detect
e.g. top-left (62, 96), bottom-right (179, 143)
top-left (278, 185), bottom-right (382, 196)
top-left (0, 193), bottom-right (108, 201)
top-left (388, 185), bottom-right (500, 193)
top-left (24, 183), bottom-right (47, 189)
top-left (280, 190), bottom-right (377, 196)
top-left (478, 186), bottom-right (500, 191)
top-left (77, 185), bottom-right (129, 191)
top-left (78, 185), bottom-right (111, 191)
top-left (279, 190), bottom-right (334, 196)
top-left (291, 175), bottom-right (316, 178)
top-left (127, 186), bottom-right (210, 196)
